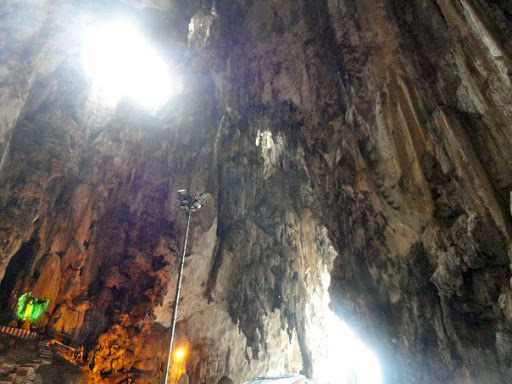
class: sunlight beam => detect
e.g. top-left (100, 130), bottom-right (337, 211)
top-left (82, 21), bottom-right (180, 110)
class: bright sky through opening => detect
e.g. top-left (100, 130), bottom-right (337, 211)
top-left (82, 22), bottom-right (177, 110)
top-left (311, 309), bottom-right (383, 384)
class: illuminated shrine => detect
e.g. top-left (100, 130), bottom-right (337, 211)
top-left (16, 292), bottom-right (50, 324)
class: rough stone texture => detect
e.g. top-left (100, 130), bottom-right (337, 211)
top-left (0, 0), bottom-right (511, 383)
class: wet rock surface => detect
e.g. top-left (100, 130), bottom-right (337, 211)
top-left (0, 0), bottom-right (511, 383)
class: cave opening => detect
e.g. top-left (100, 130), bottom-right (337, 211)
top-left (0, 237), bottom-right (39, 317)
top-left (320, 312), bottom-right (382, 384)
top-left (305, 294), bottom-right (383, 384)
top-left (82, 20), bottom-right (181, 110)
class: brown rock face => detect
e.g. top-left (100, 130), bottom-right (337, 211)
top-left (0, 0), bottom-right (511, 383)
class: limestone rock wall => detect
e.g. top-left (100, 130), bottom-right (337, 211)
top-left (188, 0), bottom-right (512, 382)
top-left (0, 0), bottom-right (511, 383)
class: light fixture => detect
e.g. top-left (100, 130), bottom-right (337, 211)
top-left (82, 21), bottom-right (181, 110)
top-left (175, 347), bottom-right (186, 360)
top-left (164, 190), bottom-right (209, 384)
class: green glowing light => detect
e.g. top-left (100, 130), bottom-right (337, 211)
top-left (16, 292), bottom-right (50, 323)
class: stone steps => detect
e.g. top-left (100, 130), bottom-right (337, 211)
top-left (37, 339), bottom-right (53, 364)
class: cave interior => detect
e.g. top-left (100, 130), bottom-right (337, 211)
top-left (0, 0), bottom-right (511, 383)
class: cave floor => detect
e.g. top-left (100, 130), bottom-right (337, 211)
top-left (0, 335), bottom-right (85, 384)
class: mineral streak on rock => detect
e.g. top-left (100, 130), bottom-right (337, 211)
top-left (0, 0), bottom-right (511, 383)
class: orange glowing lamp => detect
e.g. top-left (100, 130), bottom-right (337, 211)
top-left (175, 347), bottom-right (186, 360)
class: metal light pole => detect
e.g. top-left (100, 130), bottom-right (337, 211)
top-left (163, 189), bottom-right (208, 384)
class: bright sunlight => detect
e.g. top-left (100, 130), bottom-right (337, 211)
top-left (82, 22), bottom-right (179, 110)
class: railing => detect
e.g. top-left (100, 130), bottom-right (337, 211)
top-left (0, 325), bottom-right (39, 340)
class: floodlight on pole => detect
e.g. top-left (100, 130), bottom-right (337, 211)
top-left (163, 190), bottom-right (209, 384)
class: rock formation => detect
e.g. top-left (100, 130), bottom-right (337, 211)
top-left (0, 0), bottom-right (511, 383)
